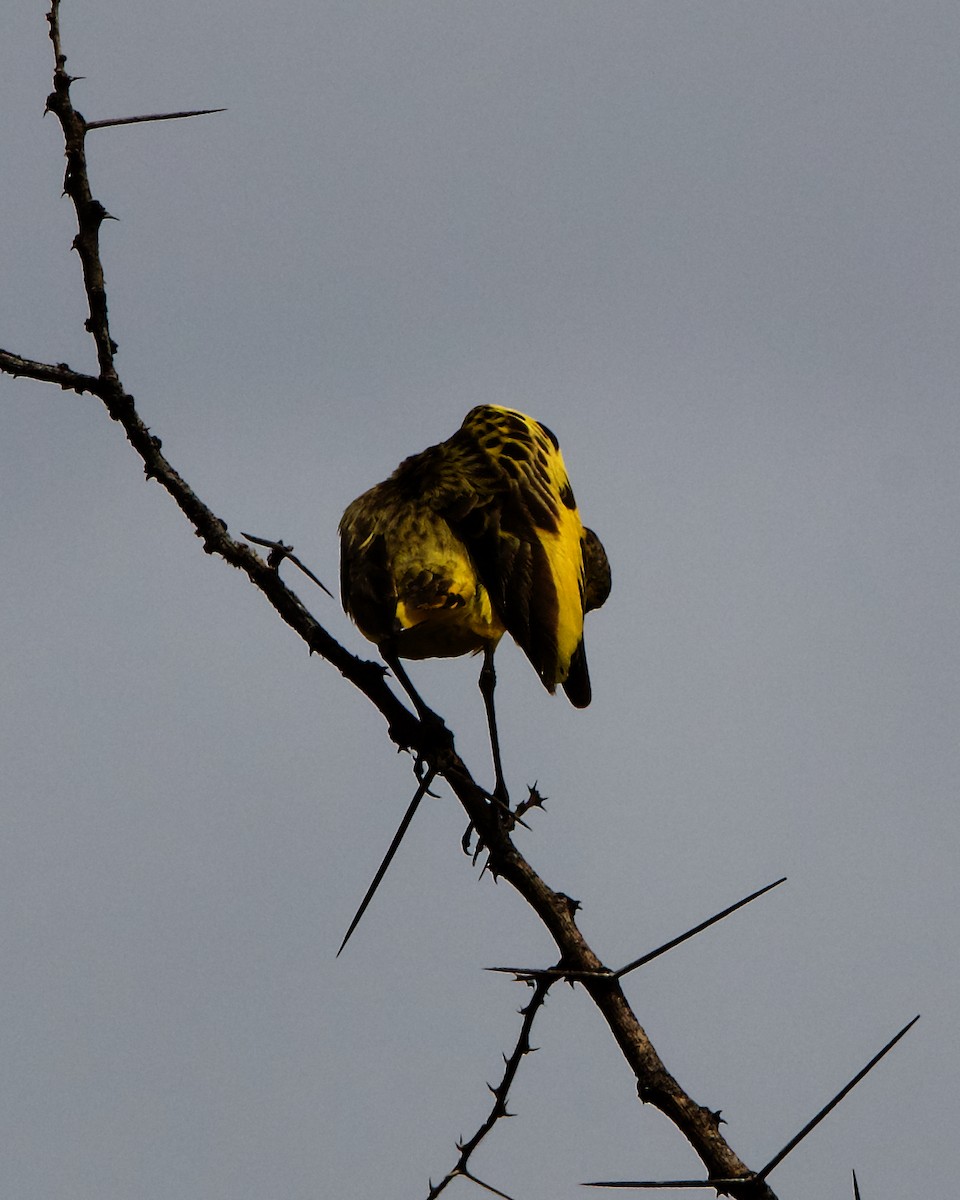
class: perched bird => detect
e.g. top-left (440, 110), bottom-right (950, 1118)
top-left (336, 404), bottom-right (610, 952)
top-left (340, 404), bottom-right (609, 775)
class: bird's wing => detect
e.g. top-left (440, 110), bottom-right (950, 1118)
top-left (429, 409), bottom-right (586, 694)
top-left (339, 493), bottom-right (399, 644)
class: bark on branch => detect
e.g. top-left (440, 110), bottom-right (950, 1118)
top-left (2, 6), bottom-right (838, 1196)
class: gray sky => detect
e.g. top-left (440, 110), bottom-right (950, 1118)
top-left (2, 2), bottom-right (958, 1197)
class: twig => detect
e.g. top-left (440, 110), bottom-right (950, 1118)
top-left (8, 10), bottom-right (907, 1198)
top-left (584, 1017), bottom-right (919, 1194)
top-left (8, 8), bottom-right (780, 1190)
top-left (0, 350), bottom-right (104, 396)
top-left (426, 978), bottom-right (551, 1199)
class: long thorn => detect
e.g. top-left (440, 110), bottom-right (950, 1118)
top-left (755, 1015), bottom-right (920, 1181)
top-left (86, 107), bottom-right (226, 130)
top-left (581, 1177), bottom-right (751, 1189)
top-left (240, 531), bottom-right (333, 596)
top-left (584, 1014), bottom-right (916, 1193)
top-left (485, 966), bottom-right (614, 980)
top-left (336, 767), bottom-right (438, 956)
top-left (463, 1170), bottom-right (519, 1200)
top-left (614, 877), bottom-right (787, 979)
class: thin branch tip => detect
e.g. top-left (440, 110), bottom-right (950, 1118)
top-left (26, 13), bottom-right (908, 1200)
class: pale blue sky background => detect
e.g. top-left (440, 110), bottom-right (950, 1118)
top-left (2, 3), bottom-right (958, 1197)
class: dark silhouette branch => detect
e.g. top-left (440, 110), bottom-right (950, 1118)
top-left (4, 7), bottom-right (907, 1197)
top-left (2, 8), bottom-right (783, 1194)
top-left (44, 1), bottom-right (117, 382)
top-left (486, 878), bottom-right (787, 983)
top-left (0, 349), bottom-right (104, 395)
top-left (426, 977), bottom-right (551, 1199)
top-left (585, 1016), bottom-right (919, 1193)
top-left (439, 757), bottom-right (776, 1199)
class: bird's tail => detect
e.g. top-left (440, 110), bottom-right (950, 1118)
top-left (561, 641), bottom-right (592, 708)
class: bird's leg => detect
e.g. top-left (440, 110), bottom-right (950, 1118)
top-left (381, 645), bottom-right (452, 758)
top-left (478, 643), bottom-right (510, 807)
top-left (381, 646), bottom-right (433, 720)
top-left (460, 646), bottom-right (511, 858)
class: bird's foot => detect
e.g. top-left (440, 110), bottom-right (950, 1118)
top-left (460, 788), bottom-right (516, 859)
top-left (406, 707), bottom-right (454, 767)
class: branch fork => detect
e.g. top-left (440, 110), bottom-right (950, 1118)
top-left (0, 10), bottom-right (918, 1198)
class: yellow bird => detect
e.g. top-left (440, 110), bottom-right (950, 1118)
top-left (336, 404), bottom-right (609, 953)
top-left (340, 404), bottom-right (610, 792)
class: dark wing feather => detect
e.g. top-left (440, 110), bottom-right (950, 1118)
top-left (582, 527), bottom-right (611, 614)
top-left (429, 418), bottom-right (564, 690)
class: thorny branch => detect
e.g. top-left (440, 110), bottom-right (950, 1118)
top-left (485, 878), bottom-right (787, 984)
top-left (451, 883), bottom-right (787, 1199)
top-left (585, 1014), bottom-right (919, 1192)
top-left (426, 978), bottom-right (551, 1200)
top-left (1, 7), bottom-right (911, 1197)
